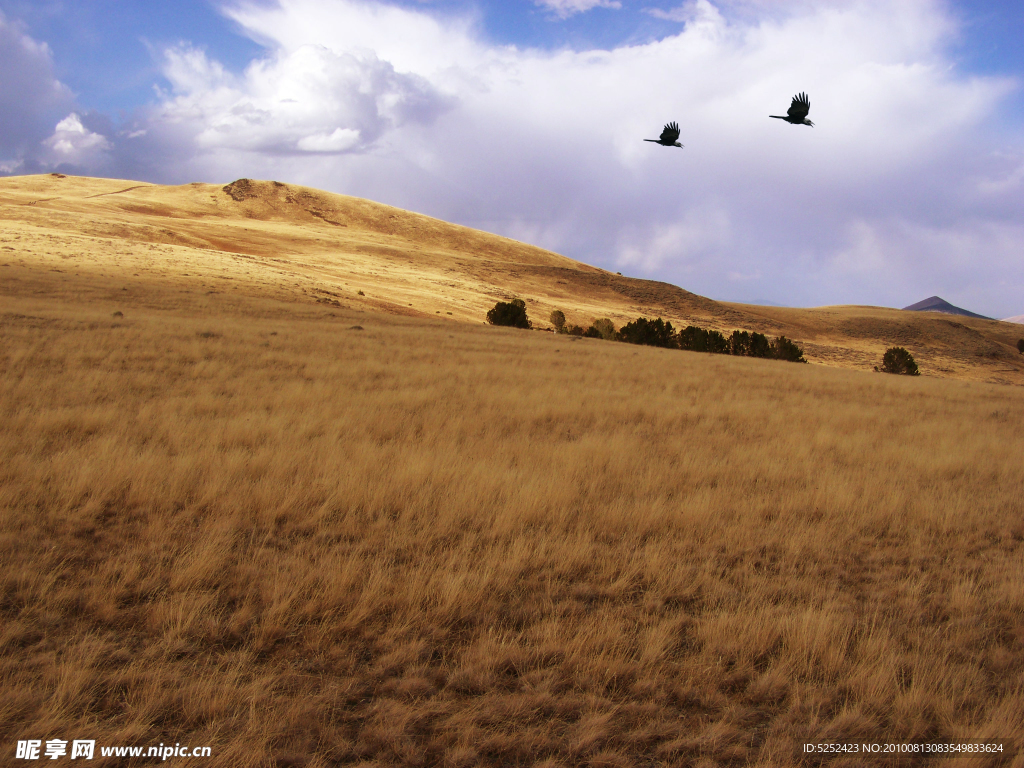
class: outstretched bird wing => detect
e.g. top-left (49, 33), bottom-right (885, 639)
top-left (660, 122), bottom-right (681, 144)
top-left (787, 92), bottom-right (811, 122)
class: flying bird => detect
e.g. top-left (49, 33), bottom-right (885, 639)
top-left (770, 92), bottom-right (814, 126)
top-left (644, 121), bottom-right (683, 147)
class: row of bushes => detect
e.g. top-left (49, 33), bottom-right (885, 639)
top-left (489, 300), bottom-right (964, 375)
top-left (614, 316), bottom-right (807, 362)
top-left (488, 300), bottom-right (806, 362)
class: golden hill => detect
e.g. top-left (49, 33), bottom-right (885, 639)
top-left (1, 173), bottom-right (1022, 385)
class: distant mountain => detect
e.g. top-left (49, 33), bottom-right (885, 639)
top-left (902, 296), bottom-right (992, 320)
top-left (1002, 315), bottom-right (1024, 325)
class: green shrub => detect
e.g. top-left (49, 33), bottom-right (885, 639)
top-left (749, 332), bottom-right (772, 358)
top-left (880, 347), bottom-right (920, 375)
top-left (487, 298), bottom-right (531, 329)
top-left (725, 330), bottom-right (774, 358)
top-left (677, 326), bottom-right (706, 352)
top-left (591, 318), bottom-right (616, 340)
top-left (707, 330), bottom-right (729, 354)
top-left (614, 318), bottom-right (804, 364)
top-left (549, 310), bottom-right (565, 332)
top-left (678, 326), bottom-right (728, 354)
top-left (583, 325), bottom-right (603, 338)
top-left (617, 317), bottom-right (676, 348)
top-left (729, 330), bottom-right (750, 356)
top-left (771, 336), bottom-right (807, 363)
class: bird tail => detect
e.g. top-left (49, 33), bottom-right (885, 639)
top-left (769, 115), bottom-right (786, 120)
top-left (643, 139), bottom-right (659, 143)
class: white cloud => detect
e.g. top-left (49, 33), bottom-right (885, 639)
top-left (820, 216), bottom-right (1024, 313)
top-left (0, 11), bottom-right (74, 170)
top-left (89, 0), bottom-right (1024, 318)
top-left (296, 128), bottom-right (361, 152)
top-left (618, 205), bottom-right (732, 273)
top-left (221, 0), bottom-right (482, 76)
top-left (42, 113), bottom-right (112, 166)
top-left (535, 0), bottom-right (623, 20)
top-left (142, 41), bottom-right (453, 158)
top-left (645, 0), bottom-right (724, 26)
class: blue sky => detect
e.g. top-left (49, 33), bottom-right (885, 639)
top-left (1, 0), bottom-right (1022, 318)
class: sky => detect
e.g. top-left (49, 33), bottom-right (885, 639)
top-left (1, 0), bottom-right (1022, 318)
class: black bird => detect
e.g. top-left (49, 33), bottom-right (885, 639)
top-left (644, 121), bottom-right (683, 147)
top-left (770, 92), bottom-right (814, 126)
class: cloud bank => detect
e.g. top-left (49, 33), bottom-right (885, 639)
top-left (7, 0), bottom-right (1024, 317)
top-left (0, 11), bottom-right (74, 172)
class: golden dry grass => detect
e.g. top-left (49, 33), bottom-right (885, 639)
top-left (2, 284), bottom-right (1023, 766)
top-left (2, 173), bottom-right (1023, 766)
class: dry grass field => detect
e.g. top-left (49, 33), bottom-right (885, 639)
top-left (2, 174), bottom-right (1023, 767)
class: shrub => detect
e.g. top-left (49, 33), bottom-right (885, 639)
top-left (707, 330), bottom-right (729, 354)
top-left (749, 332), bottom-right (772, 358)
top-left (567, 324), bottom-right (585, 336)
top-left (678, 326), bottom-right (728, 354)
top-left (617, 317), bottom-right (676, 348)
top-left (487, 298), bottom-right (531, 329)
top-left (880, 347), bottom-right (920, 375)
top-left (583, 325), bottom-right (603, 338)
top-left (591, 318), bottom-right (616, 340)
top-left (729, 330), bottom-right (750, 356)
top-left (1017, 339), bottom-right (1024, 354)
top-left (549, 310), bottom-right (566, 332)
top-left (725, 330), bottom-right (774, 358)
top-left (771, 336), bottom-right (807, 363)
top-left (677, 325), bottom-right (705, 352)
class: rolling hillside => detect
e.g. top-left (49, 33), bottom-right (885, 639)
top-left (1, 173), bottom-right (1022, 385)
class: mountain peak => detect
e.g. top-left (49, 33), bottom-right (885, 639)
top-left (902, 296), bottom-right (992, 320)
